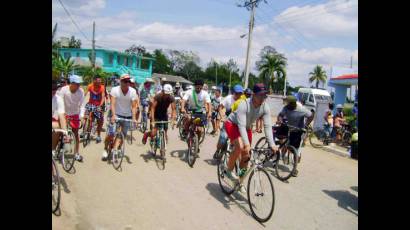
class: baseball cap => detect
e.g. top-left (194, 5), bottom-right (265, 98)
top-left (163, 84), bottom-right (173, 94)
top-left (232, 84), bottom-right (244, 94)
top-left (253, 83), bottom-right (268, 95)
top-left (69, 75), bottom-right (83, 84)
top-left (285, 95), bottom-right (297, 104)
top-left (120, 74), bottom-right (130, 80)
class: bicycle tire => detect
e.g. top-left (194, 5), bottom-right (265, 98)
top-left (178, 118), bottom-right (187, 141)
top-left (199, 128), bottom-right (206, 144)
top-left (61, 130), bottom-right (76, 172)
top-left (309, 129), bottom-right (324, 148)
top-left (247, 168), bottom-right (275, 223)
top-left (82, 117), bottom-right (91, 148)
top-left (217, 150), bottom-right (237, 195)
top-left (342, 131), bottom-right (352, 147)
top-left (187, 133), bottom-right (199, 167)
top-left (112, 132), bottom-right (125, 170)
top-left (127, 129), bottom-right (133, 145)
top-left (275, 145), bottom-right (298, 181)
top-left (52, 158), bottom-right (61, 213)
top-left (254, 137), bottom-right (270, 164)
top-left (160, 131), bottom-right (166, 168)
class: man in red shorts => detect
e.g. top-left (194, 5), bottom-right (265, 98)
top-left (223, 83), bottom-right (276, 191)
top-left (58, 75), bottom-right (85, 162)
top-left (83, 75), bottom-right (105, 143)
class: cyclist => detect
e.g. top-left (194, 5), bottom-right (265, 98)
top-left (139, 79), bottom-right (155, 123)
top-left (180, 79), bottom-right (211, 140)
top-left (174, 82), bottom-right (183, 98)
top-left (277, 95), bottom-right (314, 177)
top-left (142, 84), bottom-right (176, 146)
top-left (52, 80), bottom-right (67, 153)
top-left (57, 75), bottom-right (85, 162)
top-left (223, 83), bottom-right (276, 186)
top-left (82, 75), bottom-right (105, 143)
top-left (212, 85), bottom-right (245, 159)
top-left (210, 88), bottom-right (222, 135)
top-left (101, 74), bottom-right (139, 161)
top-left (323, 103), bottom-right (334, 138)
top-left (334, 104), bottom-right (346, 142)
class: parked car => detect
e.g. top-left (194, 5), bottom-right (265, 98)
top-left (297, 88), bottom-right (332, 112)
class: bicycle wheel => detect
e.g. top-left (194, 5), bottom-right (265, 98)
top-left (52, 158), bottom-right (61, 213)
top-left (112, 132), bottom-right (125, 170)
top-left (82, 118), bottom-right (91, 148)
top-left (61, 130), bottom-right (76, 172)
top-left (254, 137), bottom-right (270, 163)
top-left (309, 129), bottom-right (324, 148)
top-left (342, 131), bottom-right (352, 147)
top-left (179, 118), bottom-right (186, 140)
top-left (141, 113), bottom-right (147, 133)
top-left (187, 133), bottom-right (199, 167)
top-left (127, 128), bottom-right (133, 145)
top-left (217, 150), bottom-right (237, 195)
top-left (247, 168), bottom-right (275, 223)
top-left (160, 131), bottom-right (166, 169)
top-left (275, 145), bottom-right (298, 181)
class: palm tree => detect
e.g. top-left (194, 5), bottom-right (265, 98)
top-left (309, 65), bottom-right (327, 88)
top-left (258, 53), bottom-right (287, 92)
top-left (55, 55), bottom-right (77, 80)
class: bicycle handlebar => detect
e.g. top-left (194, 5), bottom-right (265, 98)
top-left (151, 121), bottom-right (172, 124)
top-left (115, 118), bottom-right (136, 123)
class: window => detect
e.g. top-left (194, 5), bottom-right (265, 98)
top-left (108, 54), bottom-right (113, 65)
top-left (301, 93), bottom-right (309, 103)
top-left (308, 94), bottom-right (314, 103)
top-left (63, 52), bottom-right (71, 59)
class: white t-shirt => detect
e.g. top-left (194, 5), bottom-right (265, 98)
top-left (221, 95), bottom-right (236, 112)
top-left (52, 94), bottom-right (65, 120)
top-left (110, 86), bottom-right (138, 117)
top-left (57, 86), bottom-right (84, 116)
top-left (182, 89), bottom-right (211, 111)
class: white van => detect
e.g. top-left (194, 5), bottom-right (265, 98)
top-left (297, 88), bottom-right (332, 112)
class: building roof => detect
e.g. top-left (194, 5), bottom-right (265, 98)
top-left (152, 73), bottom-right (193, 85)
top-left (331, 73), bottom-right (358, 80)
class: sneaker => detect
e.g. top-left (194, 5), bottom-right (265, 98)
top-left (75, 153), bottom-right (83, 162)
top-left (213, 150), bottom-right (221, 160)
top-left (142, 132), bottom-right (149, 145)
top-left (292, 169), bottom-right (299, 177)
top-left (96, 136), bottom-right (102, 143)
top-left (102, 150), bottom-right (108, 161)
top-left (225, 169), bottom-right (239, 183)
top-left (210, 130), bottom-right (216, 135)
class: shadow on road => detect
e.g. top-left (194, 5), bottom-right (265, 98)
top-left (170, 149), bottom-right (187, 163)
top-left (59, 176), bottom-right (71, 194)
top-left (205, 183), bottom-right (250, 217)
top-left (323, 189), bottom-right (358, 216)
top-left (140, 152), bottom-right (156, 163)
top-left (264, 166), bottom-right (289, 184)
top-left (124, 155), bottom-right (132, 164)
top-left (203, 158), bottom-right (218, 166)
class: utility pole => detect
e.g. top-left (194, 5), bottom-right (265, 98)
top-left (91, 21), bottom-right (96, 71)
top-left (229, 70), bottom-right (232, 94)
top-left (243, 0), bottom-right (256, 89)
top-left (215, 61), bottom-right (218, 87)
top-left (283, 75), bottom-right (287, 96)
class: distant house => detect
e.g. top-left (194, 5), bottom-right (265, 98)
top-left (58, 48), bottom-right (155, 84)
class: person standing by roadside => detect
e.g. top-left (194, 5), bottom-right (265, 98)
top-left (57, 75), bottom-right (85, 162)
top-left (210, 88), bottom-right (222, 135)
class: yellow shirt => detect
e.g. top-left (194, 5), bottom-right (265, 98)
top-left (231, 95), bottom-right (247, 112)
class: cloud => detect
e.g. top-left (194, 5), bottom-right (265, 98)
top-left (52, 0), bottom-right (106, 17)
top-left (274, 0), bottom-right (358, 38)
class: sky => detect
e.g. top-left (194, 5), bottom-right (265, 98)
top-left (52, 0), bottom-right (358, 87)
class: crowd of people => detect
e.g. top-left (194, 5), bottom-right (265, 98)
top-left (52, 74), bottom-right (317, 183)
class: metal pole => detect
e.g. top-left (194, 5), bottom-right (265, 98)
top-left (283, 76), bottom-right (287, 96)
top-left (215, 62), bottom-right (218, 87)
top-left (229, 70), bottom-right (232, 94)
top-left (243, 0), bottom-right (256, 89)
top-left (92, 21), bottom-right (96, 70)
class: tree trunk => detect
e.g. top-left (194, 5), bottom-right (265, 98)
top-left (316, 80), bottom-right (319, 88)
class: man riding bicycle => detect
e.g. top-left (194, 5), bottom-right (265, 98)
top-left (139, 79), bottom-right (155, 122)
top-left (57, 75), bottom-right (85, 162)
top-left (223, 83), bottom-right (276, 187)
top-left (142, 84), bottom-right (176, 146)
top-left (52, 80), bottom-right (67, 153)
top-left (180, 79), bottom-right (211, 140)
top-left (277, 96), bottom-right (314, 176)
top-left (82, 75), bottom-right (105, 143)
top-left (101, 74), bottom-right (139, 161)
top-left (210, 88), bottom-right (222, 135)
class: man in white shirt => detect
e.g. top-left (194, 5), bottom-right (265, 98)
top-left (180, 79), bottom-right (211, 139)
top-left (102, 74), bottom-right (139, 161)
top-left (52, 80), bottom-right (67, 152)
top-left (57, 75), bottom-right (85, 162)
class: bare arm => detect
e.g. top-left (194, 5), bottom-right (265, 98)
top-left (132, 99), bottom-right (138, 121)
top-left (150, 99), bottom-right (157, 121)
top-left (171, 102), bottom-right (176, 121)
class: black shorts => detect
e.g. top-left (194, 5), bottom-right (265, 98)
top-left (289, 131), bottom-right (303, 149)
top-left (154, 116), bottom-right (169, 130)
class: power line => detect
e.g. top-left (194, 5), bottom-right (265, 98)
top-left (57, 0), bottom-right (90, 41)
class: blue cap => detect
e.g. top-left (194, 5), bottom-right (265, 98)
top-left (69, 75), bottom-right (83, 84)
top-left (232, 84), bottom-right (244, 93)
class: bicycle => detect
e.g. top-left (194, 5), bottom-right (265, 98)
top-left (149, 121), bottom-right (173, 169)
top-left (182, 112), bottom-right (206, 167)
top-left (139, 99), bottom-right (150, 133)
top-left (309, 122), bottom-right (352, 148)
top-left (52, 142), bottom-right (62, 213)
top-left (217, 147), bottom-right (275, 223)
top-left (106, 118), bottom-right (136, 170)
top-left (81, 105), bottom-right (101, 147)
top-left (52, 127), bottom-right (76, 173)
top-left (254, 122), bottom-right (304, 181)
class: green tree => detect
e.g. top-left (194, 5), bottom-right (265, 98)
top-left (125, 44), bottom-right (147, 56)
top-left (152, 49), bottom-right (172, 74)
top-left (76, 66), bottom-right (110, 84)
top-left (68, 36), bottom-right (81, 48)
top-left (53, 55), bottom-right (78, 80)
top-left (309, 65), bottom-right (327, 88)
top-left (257, 52), bottom-right (287, 92)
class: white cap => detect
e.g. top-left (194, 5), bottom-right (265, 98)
top-left (69, 75), bottom-right (83, 84)
top-left (163, 84), bottom-right (173, 94)
top-left (130, 78), bottom-right (135, 83)
top-left (211, 86), bottom-right (217, 90)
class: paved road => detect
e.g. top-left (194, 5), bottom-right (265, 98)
top-left (52, 121), bottom-right (357, 229)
